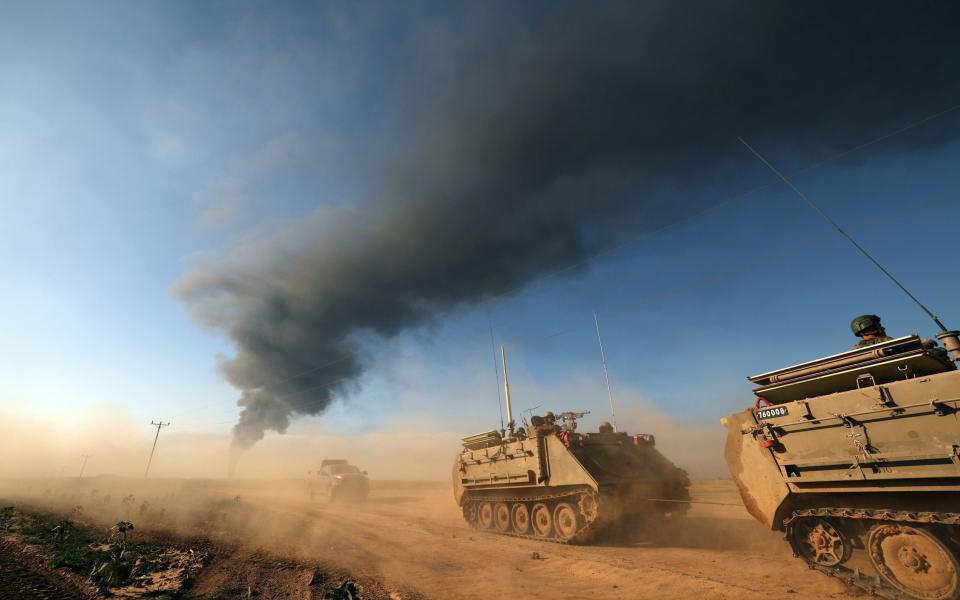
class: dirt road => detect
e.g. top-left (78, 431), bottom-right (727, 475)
top-left (0, 538), bottom-right (89, 600)
top-left (237, 480), bottom-right (851, 600)
top-left (1, 478), bottom-right (853, 599)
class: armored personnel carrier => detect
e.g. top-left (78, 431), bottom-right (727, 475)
top-left (454, 411), bottom-right (690, 543)
top-left (723, 330), bottom-right (960, 599)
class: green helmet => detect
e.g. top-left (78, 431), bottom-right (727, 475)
top-left (851, 314), bottom-right (882, 336)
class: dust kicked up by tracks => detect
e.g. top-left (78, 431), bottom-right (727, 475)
top-left (0, 477), bottom-right (851, 599)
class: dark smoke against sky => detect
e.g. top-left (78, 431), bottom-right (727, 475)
top-left (175, 1), bottom-right (960, 449)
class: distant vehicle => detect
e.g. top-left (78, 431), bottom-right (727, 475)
top-left (308, 459), bottom-right (369, 503)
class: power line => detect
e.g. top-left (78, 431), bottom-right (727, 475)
top-left (144, 420), bottom-right (170, 479)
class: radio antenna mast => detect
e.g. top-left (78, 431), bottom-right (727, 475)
top-left (500, 345), bottom-right (515, 434)
top-left (738, 137), bottom-right (948, 333)
top-left (593, 311), bottom-right (618, 432)
top-left (488, 324), bottom-right (505, 431)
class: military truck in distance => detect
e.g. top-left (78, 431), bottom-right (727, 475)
top-left (453, 410), bottom-right (690, 543)
top-left (723, 331), bottom-right (960, 600)
top-left (308, 459), bottom-right (369, 503)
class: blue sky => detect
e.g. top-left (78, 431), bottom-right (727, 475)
top-left (2, 2), bottom-right (958, 459)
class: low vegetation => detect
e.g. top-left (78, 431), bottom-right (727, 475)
top-left (7, 508), bottom-right (198, 595)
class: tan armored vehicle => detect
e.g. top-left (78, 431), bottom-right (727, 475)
top-left (723, 330), bottom-right (960, 599)
top-left (453, 348), bottom-right (689, 543)
top-left (454, 412), bottom-right (689, 543)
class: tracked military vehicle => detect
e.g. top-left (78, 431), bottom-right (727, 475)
top-left (453, 347), bottom-right (689, 543)
top-left (723, 330), bottom-right (960, 599)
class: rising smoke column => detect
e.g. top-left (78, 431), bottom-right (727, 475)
top-left (175, 2), bottom-right (960, 449)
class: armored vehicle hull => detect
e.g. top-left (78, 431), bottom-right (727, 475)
top-left (724, 336), bottom-right (960, 600)
top-left (454, 427), bottom-right (689, 544)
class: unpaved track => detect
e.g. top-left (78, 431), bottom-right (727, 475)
top-left (0, 539), bottom-right (90, 600)
top-left (242, 481), bottom-right (852, 600)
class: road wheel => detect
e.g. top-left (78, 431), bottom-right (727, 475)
top-left (462, 503), bottom-right (478, 527)
top-left (553, 502), bottom-right (580, 541)
top-left (531, 503), bottom-right (552, 538)
top-left (494, 503), bottom-right (511, 533)
top-left (868, 524), bottom-right (959, 600)
top-left (511, 503), bottom-right (530, 535)
top-left (792, 517), bottom-right (849, 567)
top-left (478, 502), bottom-right (494, 529)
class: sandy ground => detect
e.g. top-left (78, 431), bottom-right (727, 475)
top-left (0, 478), bottom-right (854, 599)
top-left (246, 479), bottom-right (853, 600)
top-left (0, 538), bottom-right (90, 600)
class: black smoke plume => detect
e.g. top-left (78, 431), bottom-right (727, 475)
top-left (176, 2), bottom-right (960, 449)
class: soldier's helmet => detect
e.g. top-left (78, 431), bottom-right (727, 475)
top-left (544, 411), bottom-right (556, 423)
top-left (598, 421), bottom-right (614, 433)
top-left (851, 314), bottom-right (882, 336)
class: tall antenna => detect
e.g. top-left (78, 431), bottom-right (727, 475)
top-left (500, 345), bottom-right (514, 433)
top-left (488, 323), bottom-right (504, 431)
top-left (144, 420), bottom-right (170, 479)
top-left (738, 137), bottom-right (948, 333)
top-left (593, 311), bottom-right (618, 432)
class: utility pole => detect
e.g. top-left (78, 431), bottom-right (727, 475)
top-left (144, 420), bottom-right (170, 479)
top-left (79, 454), bottom-right (91, 479)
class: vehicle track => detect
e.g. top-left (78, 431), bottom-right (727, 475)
top-left (0, 539), bottom-right (89, 600)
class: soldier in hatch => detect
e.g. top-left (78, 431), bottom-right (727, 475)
top-left (529, 412), bottom-right (560, 437)
top-left (851, 314), bottom-right (893, 348)
top-left (851, 314), bottom-right (944, 353)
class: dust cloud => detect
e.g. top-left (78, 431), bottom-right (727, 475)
top-left (0, 390), bottom-right (793, 598)
top-left (0, 369), bottom-right (729, 481)
top-left (0, 409), bottom-right (460, 481)
top-left (0, 473), bottom-right (787, 599)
